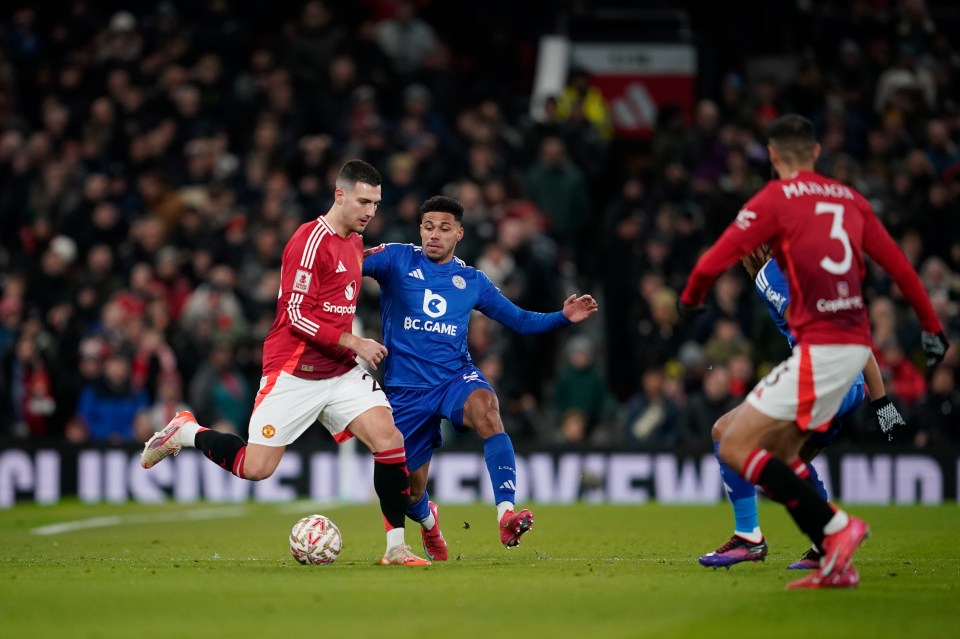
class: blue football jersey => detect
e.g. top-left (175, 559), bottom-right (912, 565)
top-left (755, 259), bottom-right (796, 348)
top-left (363, 243), bottom-right (570, 389)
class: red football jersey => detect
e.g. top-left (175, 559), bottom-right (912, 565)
top-left (681, 170), bottom-right (941, 345)
top-left (262, 215), bottom-right (362, 379)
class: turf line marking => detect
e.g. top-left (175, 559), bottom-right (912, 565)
top-left (31, 506), bottom-right (249, 536)
top-left (275, 501), bottom-right (338, 514)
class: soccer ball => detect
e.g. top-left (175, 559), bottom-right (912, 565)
top-left (289, 514), bottom-right (342, 565)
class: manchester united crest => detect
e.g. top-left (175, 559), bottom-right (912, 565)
top-left (262, 424), bottom-right (276, 438)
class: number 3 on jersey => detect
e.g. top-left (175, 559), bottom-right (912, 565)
top-left (815, 202), bottom-right (852, 275)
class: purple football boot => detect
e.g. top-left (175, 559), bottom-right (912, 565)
top-left (787, 547), bottom-right (822, 570)
top-left (699, 535), bottom-right (768, 568)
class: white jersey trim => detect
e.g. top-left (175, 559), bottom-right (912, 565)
top-left (287, 292), bottom-right (320, 337)
top-left (300, 221), bottom-right (330, 269)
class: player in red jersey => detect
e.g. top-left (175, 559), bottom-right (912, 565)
top-left (679, 115), bottom-right (949, 589)
top-left (141, 160), bottom-right (429, 566)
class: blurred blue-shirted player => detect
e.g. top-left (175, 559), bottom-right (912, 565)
top-left (363, 195), bottom-right (598, 559)
top-left (699, 245), bottom-right (907, 570)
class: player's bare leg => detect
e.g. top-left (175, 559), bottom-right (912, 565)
top-left (408, 463), bottom-right (430, 505)
top-left (239, 444), bottom-right (285, 480)
top-left (462, 389), bottom-right (534, 548)
top-left (142, 411), bottom-right (283, 480)
top-left (348, 407), bottom-right (429, 565)
top-left (719, 402), bottom-right (868, 589)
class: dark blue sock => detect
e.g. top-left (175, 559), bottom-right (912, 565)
top-left (714, 441), bottom-right (760, 536)
top-left (406, 490), bottom-right (431, 524)
top-left (807, 463), bottom-right (828, 501)
top-left (484, 432), bottom-right (516, 506)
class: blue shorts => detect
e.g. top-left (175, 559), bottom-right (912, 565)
top-left (806, 372), bottom-right (866, 448)
top-left (386, 366), bottom-right (494, 472)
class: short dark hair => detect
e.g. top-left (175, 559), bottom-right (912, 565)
top-left (767, 114), bottom-right (817, 163)
top-left (336, 159), bottom-right (381, 190)
top-left (419, 195), bottom-right (463, 221)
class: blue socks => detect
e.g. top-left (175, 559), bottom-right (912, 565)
top-left (714, 441), bottom-right (761, 540)
top-left (406, 432), bottom-right (522, 527)
top-left (406, 491), bottom-right (431, 524)
top-left (484, 432), bottom-right (517, 507)
top-left (807, 463), bottom-right (828, 501)
top-left (714, 440), bottom-right (830, 541)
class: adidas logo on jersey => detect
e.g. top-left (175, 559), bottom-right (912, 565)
top-left (336, 261), bottom-right (347, 273)
top-left (408, 269), bottom-right (424, 280)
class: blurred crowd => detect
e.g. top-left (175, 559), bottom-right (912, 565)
top-left (0, 1), bottom-right (958, 452)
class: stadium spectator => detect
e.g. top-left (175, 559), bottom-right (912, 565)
top-left (634, 286), bottom-right (684, 374)
top-left (875, 339), bottom-right (928, 408)
top-left (0, 330), bottom-right (58, 438)
top-left (179, 265), bottom-right (248, 349)
top-left (554, 69), bottom-right (613, 142)
top-left (187, 340), bottom-right (251, 434)
top-left (676, 365), bottom-right (737, 450)
top-left (553, 335), bottom-right (615, 444)
top-left (71, 353), bottom-right (149, 443)
top-left (523, 136), bottom-right (589, 259)
top-left (623, 368), bottom-right (679, 446)
top-left (289, 2), bottom-right (345, 99)
top-left (924, 119), bottom-right (960, 175)
top-left (915, 363), bottom-right (960, 447)
top-left (373, 1), bottom-right (442, 77)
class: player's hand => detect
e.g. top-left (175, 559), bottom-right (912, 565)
top-left (740, 244), bottom-right (771, 279)
top-left (345, 335), bottom-right (388, 370)
top-left (676, 299), bottom-right (705, 325)
top-left (872, 396), bottom-right (908, 445)
top-left (562, 294), bottom-right (598, 323)
top-left (921, 331), bottom-right (949, 367)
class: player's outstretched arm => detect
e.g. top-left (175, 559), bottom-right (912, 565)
top-left (861, 208), bottom-right (947, 366)
top-left (862, 351), bottom-right (908, 444)
top-left (339, 333), bottom-right (388, 370)
top-left (475, 271), bottom-right (578, 334)
top-left (562, 294), bottom-right (599, 323)
top-left (681, 225), bottom-right (772, 308)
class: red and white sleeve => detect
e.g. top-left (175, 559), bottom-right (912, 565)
top-left (861, 205), bottom-right (942, 333)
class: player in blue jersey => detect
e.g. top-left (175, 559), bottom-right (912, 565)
top-left (698, 244), bottom-right (907, 569)
top-left (363, 195), bottom-right (598, 559)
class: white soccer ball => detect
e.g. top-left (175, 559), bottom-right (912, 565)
top-left (290, 514), bottom-right (342, 565)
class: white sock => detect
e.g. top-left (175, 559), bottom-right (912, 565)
top-left (386, 527), bottom-right (405, 552)
top-left (421, 514), bottom-right (436, 530)
top-left (497, 501), bottom-right (514, 522)
top-left (823, 510), bottom-right (849, 536)
top-left (178, 421), bottom-right (201, 448)
top-left (735, 528), bottom-right (763, 544)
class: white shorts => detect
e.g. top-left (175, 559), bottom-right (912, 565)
top-left (247, 366), bottom-right (392, 446)
top-left (746, 344), bottom-right (870, 432)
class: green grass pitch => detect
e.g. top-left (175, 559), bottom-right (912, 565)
top-left (2, 501), bottom-right (959, 639)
